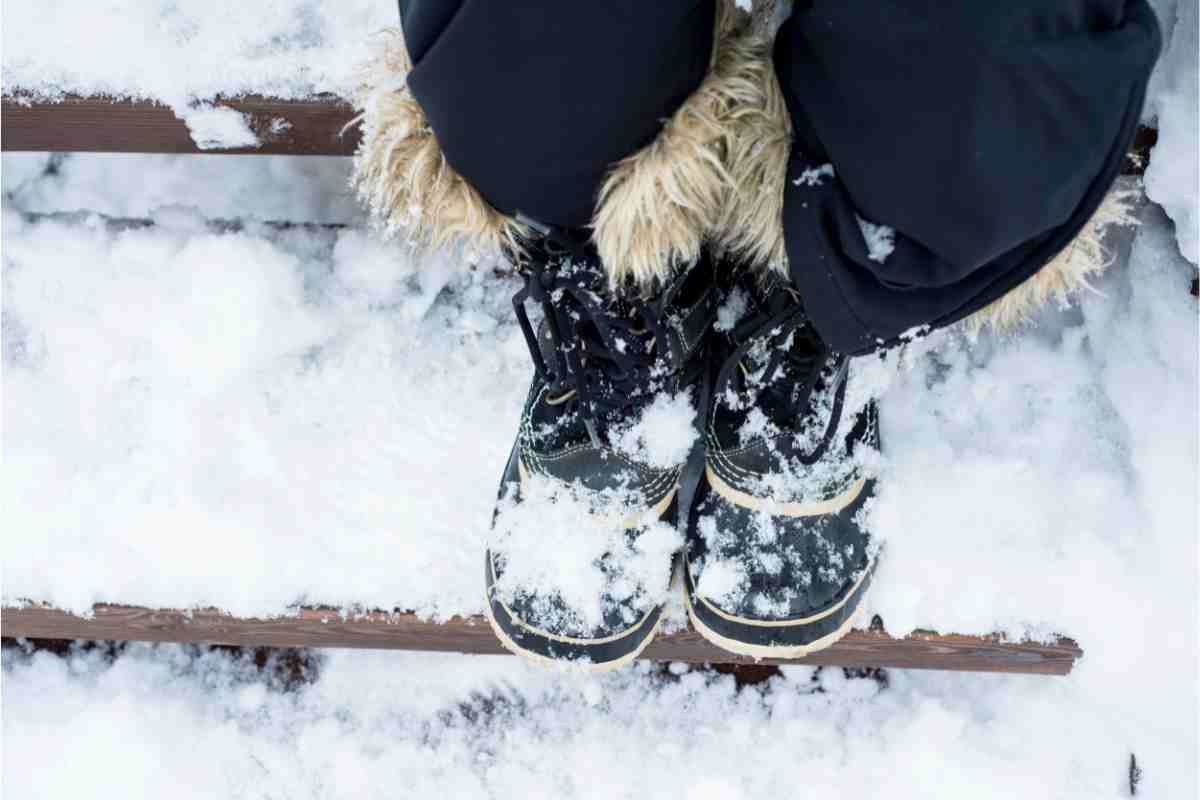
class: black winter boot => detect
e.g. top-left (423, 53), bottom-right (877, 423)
top-left (684, 273), bottom-right (880, 658)
top-left (486, 223), bottom-right (717, 669)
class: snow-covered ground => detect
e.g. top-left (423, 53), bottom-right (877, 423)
top-left (2, 1), bottom-right (390, 104)
top-left (3, 1), bottom-right (1198, 797)
top-left (0, 642), bottom-right (1186, 799)
top-left (1145, 0), bottom-right (1200, 263)
top-left (4, 153), bottom-right (527, 619)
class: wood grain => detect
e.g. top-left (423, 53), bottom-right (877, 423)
top-left (2, 94), bottom-right (1154, 175)
top-left (1, 604), bottom-right (1082, 675)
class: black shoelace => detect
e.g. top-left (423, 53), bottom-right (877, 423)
top-left (510, 223), bottom-right (670, 447)
top-left (713, 287), bottom-right (848, 465)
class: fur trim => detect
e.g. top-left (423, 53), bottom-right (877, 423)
top-left (710, 25), bottom-right (791, 277)
top-left (348, 30), bottom-right (525, 261)
top-left (592, 1), bottom-right (761, 290)
top-left (963, 188), bottom-right (1141, 333)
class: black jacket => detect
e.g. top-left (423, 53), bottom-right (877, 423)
top-left (398, 0), bottom-right (1160, 351)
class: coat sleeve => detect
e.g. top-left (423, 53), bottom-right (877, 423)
top-left (774, 0), bottom-right (1161, 351)
top-left (396, 0), bottom-right (714, 230)
top-left (358, 1), bottom-right (763, 290)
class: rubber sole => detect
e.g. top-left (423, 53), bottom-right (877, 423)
top-left (683, 556), bottom-right (876, 660)
top-left (484, 552), bottom-right (664, 671)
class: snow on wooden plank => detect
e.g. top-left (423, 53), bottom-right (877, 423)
top-left (1, 604), bottom-right (1082, 675)
top-left (2, 94), bottom-right (360, 155)
top-left (2, 94), bottom-right (1155, 175)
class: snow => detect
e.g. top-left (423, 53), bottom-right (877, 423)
top-left (3, 152), bottom-right (360, 224)
top-left (7, 155), bottom-right (1191, 794)
top-left (3, 641), bottom-right (1195, 798)
top-left (722, 336), bottom-right (880, 506)
top-left (792, 163), bottom-right (835, 187)
top-left (1144, 0), bottom-right (1200, 264)
top-left (16, 158), bottom-right (1180, 652)
top-left (179, 105), bottom-right (260, 150)
top-left (4, 0), bottom-right (1192, 258)
top-left (1, 1), bottom-right (393, 112)
top-left (736, 406), bottom-right (775, 445)
top-left (3, 163), bottom-right (528, 619)
top-left (867, 205), bottom-right (1197, 650)
top-left (693, 538), bottom-right (750, 607)
top-left (2, 1), bottom-right (1198, 794)
top-left (856, 214), bottom-right (896, 263)
top-left (608, 390), bottom-right (699, 469)
top-left (490, 475), bottom-right (682, 638)
top-left (714, 285), bottom-right (749, 332)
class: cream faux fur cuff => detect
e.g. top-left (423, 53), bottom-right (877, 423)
top-left (593, 1), bottom-right (757, 290)
top-left (349, 30), bottom-right (528, 263)
top-left (350, 2), bottom-right (759, 290)
top-left (963, 188), bottom-right (1140, 333)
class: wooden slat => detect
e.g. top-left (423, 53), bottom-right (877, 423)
top-left (2, 94), bottom-right (1155, 175)
top-left (16, 210), bottom-right (350, 234)
top-left (2, 94), bottom-right (359, 155)
top-left (1, 604), bottom-right (1082, 675)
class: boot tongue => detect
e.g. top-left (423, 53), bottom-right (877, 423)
top-left (652, 254), bottom-right (718, 371)
top-left (751, 273), bottom-right (800, 325)
top-left (714, 273), bottom-right (831, 437)
top-left (720, 271), bottom-right (800, 351)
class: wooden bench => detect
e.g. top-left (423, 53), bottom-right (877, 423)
top-left (1, 604), bottom-right (1082, 675)
top-left (1, 93), bottom-right (1157, 173)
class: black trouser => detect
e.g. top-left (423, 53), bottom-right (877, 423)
top-left (397, 0), bottom-right (1160, 352)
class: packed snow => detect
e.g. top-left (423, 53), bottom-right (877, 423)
top-left (1145, 0), bottom-right (1200, 263)
top-left (6, 149), bottom-right (1194, 796)
top-left (1, 1), bottom-right (392, 111)
top-left (3, 641), bottom-right (1195, 799)
top-left (3, 0), bottom-right (1198, 796)
top-left (178, 105), bottom-right (260, 150)
top-left (3, 154), bottom-right (528, 619)
top-left (5, 152), bottom-right (1192, 651)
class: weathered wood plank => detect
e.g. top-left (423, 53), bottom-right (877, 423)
top-left (2, 94), bottom-right (1155, 176)
top-left (2, 94), bottom-right (359, 155)
top-left (1, 604), bottom-right (1082, 675)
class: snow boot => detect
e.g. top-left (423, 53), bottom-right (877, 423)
top-left (684, 272), bottom-right (881, 658)
top-left (485, 222), bottom-right (717, 669)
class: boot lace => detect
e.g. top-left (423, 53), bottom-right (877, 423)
top-left (510, 221), bottom-right (671, 448)
top-left (713, 287), bottom-right (848, 465)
